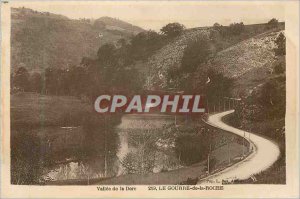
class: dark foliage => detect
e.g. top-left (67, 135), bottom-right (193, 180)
top-left (228, 22), bottom-right (245, 35)
top-left (130, 30), bottom-right (165, 60)
top-left (181, 39), bottom-right (211, 73)
top-left (175, 133), bottom-right (210, 165)
top-left (267, 18), bottom-right (279, 29)
top-left (205, 69), bottom-right (234, 104)
top-left (174, 126), bottom-right (210, 165)
top-left (12, 67), bottom-right (30, 92)
top-left (258, 77), bottom-right (286, 119)
top-left (29, 72), bottom-right (43, 93)
top-left (274, 61), bottom-right (285, 74)
top-left (160, 23), bottom-right (185, 38)
top-left (11, 26), bottom-right (177, 97)
top-left (274, 32), bottom-right (286, 56)
top-left (11, 133), bottom-right (43, 184)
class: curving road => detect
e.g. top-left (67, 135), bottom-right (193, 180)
top-left (199, 110), bottom-right (280, 183)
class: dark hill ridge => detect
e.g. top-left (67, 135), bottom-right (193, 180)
top-left (96, 16), bottom-right (144, 34)
top-left (11, 7), bottom-right (145, 73)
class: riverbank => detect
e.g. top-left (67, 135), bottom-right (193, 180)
top-left (93, 141), bottom-right (247, 185)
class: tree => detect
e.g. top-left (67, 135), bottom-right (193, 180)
top-left (213, 23), bottom-right (222, 31)
top-left (117, 38), bottom-right (127, 48)
top-left (213, 23), bottom-right (221, 27)
top-left (130, 30), bottom-right (163, 60)
top-left (160, 23), bottom-right (185, 38)
top-left (93, 20), bottom-right (106, 30)
top-left (166, 38), bottom-right (212, 91)
top-left (228, 22), bottom-right (245, 35)
top-left (120, 129), bottom-right (158, 174)
top-left (30, 72), bottom-right (43, 93)
top-left (267, 18), bottom-right (279, 29)
top-left (13, 67), bottom-right (30, 92)
top-left (44, 67), bottom-right (64, 95)
top-left (274, 62), bottom-right (285, 74)
top-left (274, 32), bottom-right (286, 56)
top-left (97, 43), bottom-right (117, 65)
top-left (212, 23), bottom-right (223, 38)
top-left (175, 133), bottom-right (210, 165)
top-left (258, 78), bottom-right (285, 119)
top-left (68, 66), bottom-right (87, 96)
top-left (181, 38), bottom-right (211, 73)
top-left (205, 69), bottom-right (234, 104)
top-left (113, 67), bottom-right (143, 92)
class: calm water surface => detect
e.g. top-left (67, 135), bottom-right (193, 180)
top-left (40, 114), bottom-right (182, 182)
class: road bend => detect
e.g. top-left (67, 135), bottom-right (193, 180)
top-left (199, 110), bottom-right (280, 183)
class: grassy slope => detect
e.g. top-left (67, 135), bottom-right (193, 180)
top-left (11, 92), bottom-right (93, 128)
top-left (207, 29), bottom-right (284, 96)
top-left (11, 7), bottom-right (144, 73)
top-left (96, 16), bottom-right (144, 34)
top-left (146, 23), bottom-right (284, 93)
top-left (146, 28), bottom-right (211, 89)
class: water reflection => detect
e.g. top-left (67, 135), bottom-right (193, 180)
top-left (41, 114), bottom-right (181, 183)
top-left (39, 124), bottom-right (119, 181)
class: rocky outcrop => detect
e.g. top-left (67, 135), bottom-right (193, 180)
top-left (207, 30), bottom-right (284, 78)
top-left (145, 28), bottom-right (211, 89)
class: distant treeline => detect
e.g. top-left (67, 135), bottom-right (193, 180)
top-left (11, 22), bottom-right (187, 97)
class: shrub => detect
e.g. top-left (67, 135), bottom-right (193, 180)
top-left (175, 133), bottom-right (210, 165)
top-left (267, 18), bottom-right (279, 29)
top-left (12, 67), bottom-right (30, 92)
top-left (228, 22), bottom-right (245, 35)
top-left (274, 62), bottom-right (285, 74)
top-left (274, 32), bottom-right (286, 56)
top-left (181, 38), bottom-right (211, 73)
top-left (160, 23), bottom-right (185, 38)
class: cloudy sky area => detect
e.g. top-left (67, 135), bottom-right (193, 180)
top-left (14, 2), bottom-right (285, 31)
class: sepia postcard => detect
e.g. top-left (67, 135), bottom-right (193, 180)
top-left (1, 1), bottom-right (299, 198)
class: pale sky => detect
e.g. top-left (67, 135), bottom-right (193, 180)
top-left (11, 2), bottom-right (285, 31)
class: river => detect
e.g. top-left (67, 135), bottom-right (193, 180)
top-left (40, 114), bottom-right (181, 183)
